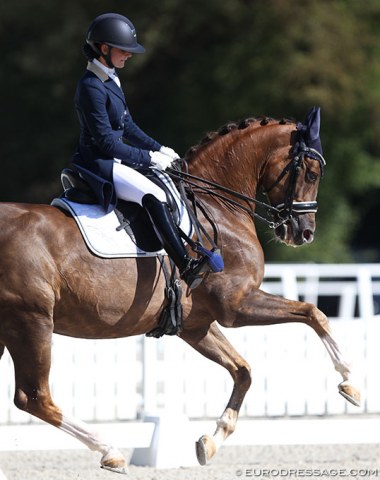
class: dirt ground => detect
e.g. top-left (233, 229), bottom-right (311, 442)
top-left (0, 443), bottom-right (379, 480)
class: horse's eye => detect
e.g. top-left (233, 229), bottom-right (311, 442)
top-left (306, 170), bottom-right (318, 183)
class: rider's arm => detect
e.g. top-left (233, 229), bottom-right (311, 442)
top-left (123, 109), bottom-right (161, 153)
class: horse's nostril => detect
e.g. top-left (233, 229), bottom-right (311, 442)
top-left (303, 229), bottom-right (314, 243)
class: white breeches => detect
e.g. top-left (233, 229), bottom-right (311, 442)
top-left (112, 162), bottom-right (166, 206)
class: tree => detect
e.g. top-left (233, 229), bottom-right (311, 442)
top-left (1, 0), bottom-right (380, 261)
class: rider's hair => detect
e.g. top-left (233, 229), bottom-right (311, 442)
top-left (82, 43), bottom-right (99, 60)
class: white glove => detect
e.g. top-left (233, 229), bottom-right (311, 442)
top-left (159, 146), bottom-right (180, 160)
top-left (149, 151), bottom-right (173, 171)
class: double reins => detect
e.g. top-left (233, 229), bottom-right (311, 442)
top-left (168, 165), bottom-right (282, 229)
top-left (168, 141), bottom-right (326, 230)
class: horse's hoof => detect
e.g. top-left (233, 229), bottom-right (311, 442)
top-left (339, 381), bottom-right (361, 407)
top-left (101, 465), bottom-right (129, 475)
top-left (101, 448), bottom-right (129, 475)
top-left (195, 435), bottom-right (216, 466)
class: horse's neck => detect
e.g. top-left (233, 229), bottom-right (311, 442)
top-left (186, 121), bottom-right (294, 284)
top-left (188, 129), bottom-right (266, 263)
top-left (187, 135), bottom-right (260, 269)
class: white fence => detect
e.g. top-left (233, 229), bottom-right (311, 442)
top-left (1, 263), bottom-right (380, 425)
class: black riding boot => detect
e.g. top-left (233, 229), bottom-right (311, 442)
top-left (142, 194), bottom-right (210, 289)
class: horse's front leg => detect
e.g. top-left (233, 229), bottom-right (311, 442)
top-left (180, 322), bottom-right (252, 465)
top-left (219, 287), bottom-right (360, 407)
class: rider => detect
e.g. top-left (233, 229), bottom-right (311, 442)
top-left (72, 13), bottom-right (211, 289)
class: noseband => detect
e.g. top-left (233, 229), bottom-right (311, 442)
top-left (264, 139), bottom-right (326, 227)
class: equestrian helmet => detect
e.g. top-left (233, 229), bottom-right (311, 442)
top-left (86, 13), bottom-right (145, 54)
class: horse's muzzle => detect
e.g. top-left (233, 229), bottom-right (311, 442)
top-left (275, 214), bottom-right (315, 246)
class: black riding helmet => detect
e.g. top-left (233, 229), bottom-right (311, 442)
top-left (86, 13), bottom-right (145, 65)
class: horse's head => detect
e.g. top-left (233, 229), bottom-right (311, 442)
top-left (180, 107), bottom-right (325, 248)
top-left (262, 107), bottom-right (326, 246)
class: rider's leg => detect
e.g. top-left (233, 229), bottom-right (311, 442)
top-left (112, 163), bottom-right (210, 289)
top-left (142, 194), bottom-right (210, 289)
top-left (112, 162), bottom-right (166, 205)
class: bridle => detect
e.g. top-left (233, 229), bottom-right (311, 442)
top-left (263, 136), bottom-right (326, 225)
top-left (168, 129), bottom-right (326, 230)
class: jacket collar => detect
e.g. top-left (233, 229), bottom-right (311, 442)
top-left (87, 61), bottom-right (109, 82)
top-left (92, 58), bottom-right (116, 78)
top-left (86, 61), bottom-right (126, 105)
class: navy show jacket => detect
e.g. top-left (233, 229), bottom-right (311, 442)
top-left (72, 61), bottom-right (161, 212)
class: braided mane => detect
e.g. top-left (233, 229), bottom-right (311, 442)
top-left (185, 116), bottom-right (294, 160)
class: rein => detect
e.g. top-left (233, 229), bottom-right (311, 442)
top-left (169, 166), bottom-right (282, 229)
top-left (168, 141), bottom-right (326, 230)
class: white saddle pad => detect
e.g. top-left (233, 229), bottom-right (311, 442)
top-left (51, 175), bottom-right (192, 259)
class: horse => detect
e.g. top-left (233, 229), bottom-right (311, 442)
top-left (0, 109), bottom-right (359, 474)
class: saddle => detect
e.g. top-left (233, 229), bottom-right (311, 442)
top-left (61, 168), bottom-right (179, 253)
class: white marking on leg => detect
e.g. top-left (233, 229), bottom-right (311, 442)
top-left (320, 333), bottom-right (352, 381)
top-left (59, 414), bottom-right (122, 458)
top-left (320, 332), bottom-right (361, 407)
top-left (213, 408), bottom-right (238, 450)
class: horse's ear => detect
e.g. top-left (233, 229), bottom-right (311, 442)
top-left (304, 106), bottom-right (320, 141)
top-left (304, 106), bottom-right (323, 155)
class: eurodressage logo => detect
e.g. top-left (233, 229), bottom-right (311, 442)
top-left (235, 468), bottom-right (380, 477)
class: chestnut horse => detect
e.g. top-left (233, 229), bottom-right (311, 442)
top-left (0, 111), bottom-right (359, 474)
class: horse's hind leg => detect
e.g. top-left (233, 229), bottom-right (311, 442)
top-left (6, 324), bottom-right (128, 474)
top-left (180, 322), bottom-right (252, 465)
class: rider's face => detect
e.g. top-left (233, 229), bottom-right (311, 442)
top-left (110, 47), bottom-right (133, 69)
top-left (100, 45), bottom-right (133, 69)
